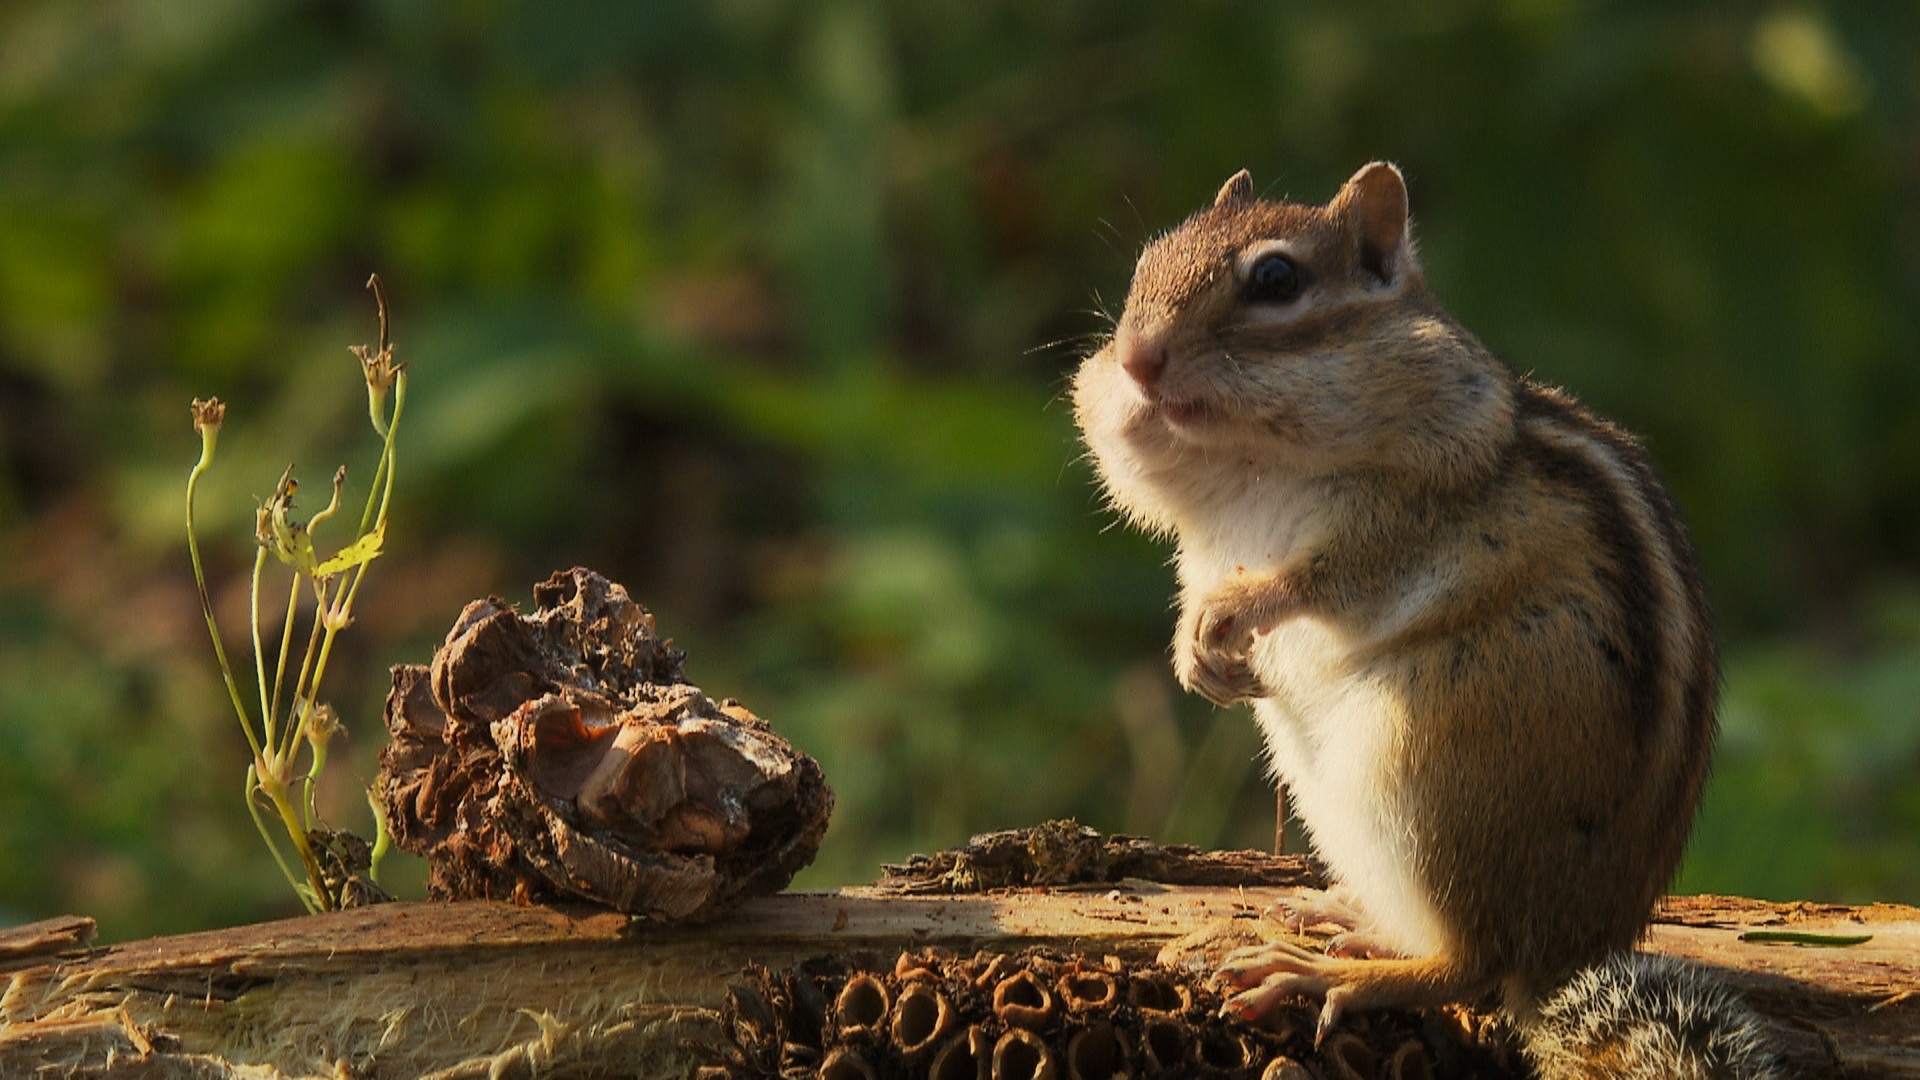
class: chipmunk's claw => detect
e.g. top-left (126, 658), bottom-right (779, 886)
top-left (1178, 647), bottom-right (1268, 705)
top-left (1270, 888), bottom-right (1366, 934)
top-left (1215, 939), bottom-right (1360, 1040)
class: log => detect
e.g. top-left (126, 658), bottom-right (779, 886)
top-left (1, 883), bottom-right (1914, 1079)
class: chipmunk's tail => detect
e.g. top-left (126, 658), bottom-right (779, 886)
top-left (1519, 953), bottom-right (1784, 1080)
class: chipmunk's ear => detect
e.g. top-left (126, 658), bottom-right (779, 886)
top-left (1213, 169), bottom-right (1255, 208)
top-left (1331, 161), bottom-right (1413, 284)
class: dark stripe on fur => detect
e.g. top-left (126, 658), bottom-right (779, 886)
top-left (1514, 382), bottom-right (1721, 911)
top-left (1512, 386), bottom-right (1666, 747)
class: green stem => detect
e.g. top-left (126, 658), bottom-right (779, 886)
top-left (305, 735), bottom-right (329, 828)
top-left (246, 764), bottom-right (309, 908)
top-left (294, 371), bottom-right (407, 774)
top-left (188, 448), bottom-right (262, 760)
top-left (293, 587), bottom-right (348, 764)
top-left (283, 576), bottom-right (329, 776)
top-left (357, 372), bottom-right (405, 537)
top-left (308, 468), bottom-right (344, 535)
top-left (269, 572), bottom-right (301, 744)
top-left (256, 765), bottom-right (332, 912)
top-left (250, 547), bottom-right (271, 753)
top-left (328, 370), bottom-right (406, 651)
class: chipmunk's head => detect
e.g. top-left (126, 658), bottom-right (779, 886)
top-left (1075, 162), bottom-right (1510, 526)
top-left (1119, 162), bottom-right (1422, 361)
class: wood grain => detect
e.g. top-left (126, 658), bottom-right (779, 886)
top-left (1, 887), bottom-right (1913, 1078)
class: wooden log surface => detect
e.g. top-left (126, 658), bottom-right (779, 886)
top-left (1, 886), bottom-right (1915, 1078)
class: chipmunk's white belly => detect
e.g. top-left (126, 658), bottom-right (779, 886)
top-left (1250, 619), bottom-right (1447, 956)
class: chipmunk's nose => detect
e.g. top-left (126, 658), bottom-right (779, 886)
top-left (1116, 327), bottom-right (1168, 392)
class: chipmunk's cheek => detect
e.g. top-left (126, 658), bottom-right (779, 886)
top-left (1075, 357), bottom-right (1137, 420)
top-left (1076, 372), bottom-right (1167, 458)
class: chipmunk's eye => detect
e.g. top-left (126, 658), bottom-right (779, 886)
top-left (1244, 253), bottom-right (1303, 304)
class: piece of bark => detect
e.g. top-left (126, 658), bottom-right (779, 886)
top-left (0, 916), bottom-right (94, 976)
top-left (375, 567), bottom-right (832, 922)
top-left (877, 819), bottom-right (1324, 893)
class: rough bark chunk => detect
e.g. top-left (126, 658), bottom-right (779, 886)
top-left (376, 567), bottom-right (832, 921)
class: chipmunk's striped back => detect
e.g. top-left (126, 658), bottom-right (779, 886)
top-left (1510, 380), bottom-right (1718, 886)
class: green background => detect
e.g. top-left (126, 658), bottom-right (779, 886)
top-left (1, 1), bottom-right (1916, 941)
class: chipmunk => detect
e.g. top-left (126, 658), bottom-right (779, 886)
top-left (1073, 163), bottom-right (1782, 1079)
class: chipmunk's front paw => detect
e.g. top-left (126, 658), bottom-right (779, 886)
top-left (1173, 573), bottom-right (1295, 705)
top-left (1175, 639), bottom-right (1266, 706)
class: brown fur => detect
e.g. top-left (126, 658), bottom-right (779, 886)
top-left (1073, 164), bottom-right (1747, 1074)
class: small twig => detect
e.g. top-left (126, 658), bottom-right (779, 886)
top-left (367, 273), bottom-right (390, 356)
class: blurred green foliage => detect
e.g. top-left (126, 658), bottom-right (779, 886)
top-left (0, 1), bottom-right (1915, 941)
